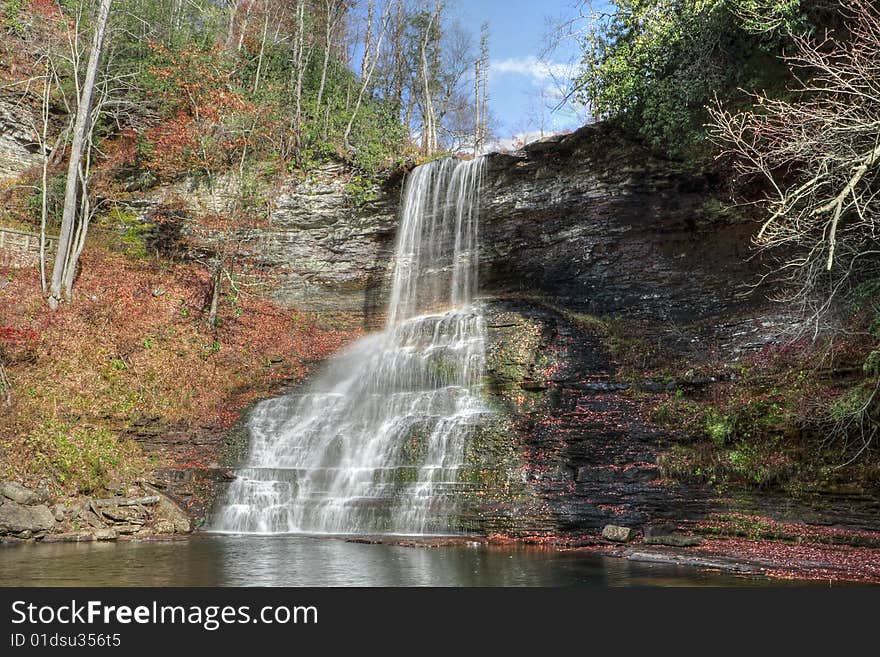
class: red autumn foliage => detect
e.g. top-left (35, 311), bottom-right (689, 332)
top-left (0, 242), bottom-right (361, 488)
top-left (26, 0), bottom-right (61, 20)
top-left (139, 43), bottom-right (273, 182)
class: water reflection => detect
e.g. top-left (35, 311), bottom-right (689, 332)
top-left (0, 535), bottom-right (789, 587)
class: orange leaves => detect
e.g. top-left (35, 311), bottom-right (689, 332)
top-left (28, 0), bottom-right (61, 20)
top-left (142, 43), bottom-right (260, 181)
top-left (0, 325), bottom-right (38, 347)
top-left (3, 245), bottom-right (358, 444)
top-left (143, 110), bottom-right (201, 179)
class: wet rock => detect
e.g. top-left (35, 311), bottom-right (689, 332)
top-left (0, 96), bottom-right (41, 180)
top-left (644, 534), bottom-right (702, 547)
top-left (41, 531), bottom-right (97, 543)
top-left (0, 501), bottom-right (55, 534)
top-left (644, 523), bottom-right (678, 539)
top-left (93, 528), bottom-right (118, 541)
top-left (456, 301), bottom-right (716, 537)
top-left (0, 480), bottom-right (48, 505)
top-left (144, 485), bottom-right (193, 534)
top-left (626, 550), bottom-right (761, 573)
top-left (602, 525), bottom-right (635, 542)
top-left (0, 535), bottom-right (30, 544)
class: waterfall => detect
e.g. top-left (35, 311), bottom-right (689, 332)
top-left (212, 157), bottom-right (487, 535)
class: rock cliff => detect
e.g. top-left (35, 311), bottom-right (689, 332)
top-left (0, 95), bottom-right (40, 181)
top-left (477, 125), bottom-right (797, 364)
top-left (132, 124), bottom-right (787, 361)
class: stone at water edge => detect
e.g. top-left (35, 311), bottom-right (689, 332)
top-left (644, 534), bottom-right (702, 547)
top-left (0, 501), bottom-right (56, 534)
top-left (602, 525), bottom-right (634, 542)
top-left (93, 528), bottom-right (118, 541)
top-left (0, 480), bottom-right (48, 506)
top-left (644, 523), bottom-right (677, 539)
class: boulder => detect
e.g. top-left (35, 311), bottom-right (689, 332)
top-left (644, 523), bottom-right (677, 539)
top-left (99, 504), bottom-right (149, 524)
top-left (643, 534), bottom-right (702, 547)
top-left (0, 501), bottom-right (55, 534)
top-left (52, 504), bottom-right (66, 522)
top-left (143, 485), bottom-right (193, 534)
top-left (41, 532), bottom-right (97, 543)
top-left (93, 528), bottom-right (118, 541)
top-left (602, 524), bottom-right (634, 542)
top-left (0, 97), bottom-right (41, 181)
top-left (0, 480), bottom-right (47, 505)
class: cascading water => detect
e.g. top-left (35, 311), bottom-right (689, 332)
top-left (212, 157), bottom-right (486, 535)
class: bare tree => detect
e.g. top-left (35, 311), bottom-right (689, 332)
top-left (0, 356), bottom-right (10, 406)
top-left (418, 8), bottom-right (438, 154)
top-left (709, 0), bottom-right (880, 317)
top-left (291, 0), bottom-right (310, 154)
top-left (316, 0), bottom-right (348, 115)
top-left (252, 2), bottom-right (271, 94)
top-left (48, 0), bottom-right (113, 310)
top-left (35, 55), bottom-right (58, 294)
top-left (361, 0), bottom-right (375, 79)
top-left (474, 20), bottom-right (489, 155)
top-left (344, 0), bottom-right (393, 150)
top-left (709, 0), bottom-right (880, 460)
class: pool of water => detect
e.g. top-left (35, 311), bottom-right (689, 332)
top-left (0, 535), bottom-right (793, 587)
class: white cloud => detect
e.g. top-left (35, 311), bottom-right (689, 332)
top-left (484, 130), bottom-right (560, 154)
top-left (490, 56), bottom-right (571, 84)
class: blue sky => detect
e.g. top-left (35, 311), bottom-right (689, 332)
top-left (349, 1), bottom-right (611, 149)
top-left (457, 0), bottom-right (610, 148)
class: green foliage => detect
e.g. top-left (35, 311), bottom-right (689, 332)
top-left (25, 421), bottom-right (136, 494)
top-left (26, 173), bottom-right (66, 228)
top-left (577, 0), bottom-right (813, 160)
top-left (705, 409), bottom-right (734, 447)
top-left (852, 278), bottom-right (880, 375)
top-left (829, 387), bottom-right (872, 422)
top-left (97, 206), bottom-right (151, 258)
top-left (2, 0), bottom-right (25, 35)
top-left (345, 174), bottom-right (380, 206)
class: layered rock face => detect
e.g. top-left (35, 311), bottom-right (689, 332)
top-left (139, 126), bottom-right (796, 534)
top-left (479, 125), bottom-right (791, 358)
top-left (0, 96), bottom-right (40, 180)
top-left (454, 300), bottom-right (714, 535)
top-left (252, 163), bottom-right (398, 315)
top-left (218, 126), bottom-right (785, 357)
top-left (134, 125), bottom-right (783, 355)
top-left (135, 163), bottom-right (398, 317)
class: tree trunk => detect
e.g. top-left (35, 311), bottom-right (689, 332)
top-left (39, 59), bottom-right (51, 294)
top-left (361, 0), bottom-right (374, 80)
top-left (474, 58), bottom-right (481, 155)
top-left (48, 0), bottom-right (112, 310)
top-left (419, 12), bottom-right (436, 156)
top-left (343, 1), bottom-right (391, 149)
top-left (252, 4), bottom-right (270, 94)
top-left (315, 0), bottom-right (333, 115)
top-left (207, 257), bottom-right (223, 328)
top-left (0, 357), bottom-right (10, 406)
top-left (292, 0), bottom-right (306, 149)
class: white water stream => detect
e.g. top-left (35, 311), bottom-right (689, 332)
top-left (212, 157), bottom-right (487, 534)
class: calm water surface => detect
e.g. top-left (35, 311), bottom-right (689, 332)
top-left (0, 535), bottom-right (795, 587)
